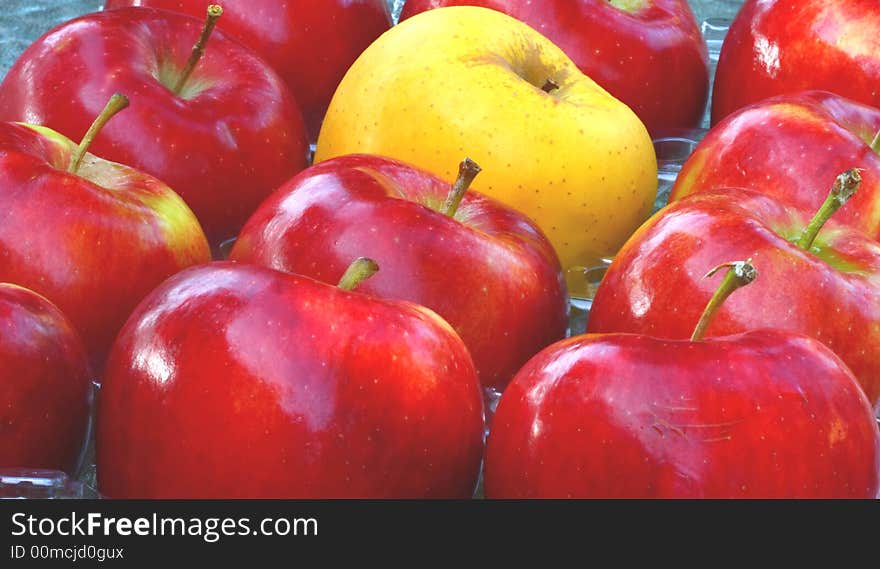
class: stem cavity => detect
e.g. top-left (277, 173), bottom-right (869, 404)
top-left (337, 257), bottom-right (379, 291)
top-left (441, 158), bottom-right (482, 217)
top-left (67, 93), bottom-right (130, 174)
top-left (795, 168), bottom-right (862, 250)
top-left (691, 259), bottom-right (758, 341)
top-left (172, 4), bottom-right (223, 95)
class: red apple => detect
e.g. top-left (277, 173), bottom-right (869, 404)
top-left (712, 0), bottom-right (880, 124)
top-left (589, 171), bottom-right (880, 413)
top-left (97, 260), bottom-right (485, 498)
top-left (0, 6), bottom-right (308, 249)
top-left (486, 260), bottom-right (880, 498)
top-left (0, 284), bottom-right (92, 474)
top-left (104, 0), bottom-right (392, 140)
top-left (229, 154), bottom-right (569, 394)
top-left (672, 91), bottom-right (880, 239)
top-left (0, 95), bottom-right (210, 368)
top-left (400, 0), bottom-right (709, 137)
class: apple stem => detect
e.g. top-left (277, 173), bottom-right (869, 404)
top-left (172, 4), bottom-right (223, 95)
top-left (67, 93), bottom-right (130, 175)
top-left (337, 257), bottom-right (379, 291)
top-left (795, 169), bottom-right (862, 250)
top-left (870, 128), bottom-right (880, 154)
top-left (690, 259), bottom-right (757, 341)
top-left (441, 158), bottom-right (482, 217)
top-left (541, 79), bottom-right (560, 93)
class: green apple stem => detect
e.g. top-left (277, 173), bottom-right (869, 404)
top-left (795, 168), bottom-right (862, 250)
top-left (337, 257), bottom-right (379, 291)
top-left (67, 93), bottom-right (130, 175)
top-left (870, 128), bottom-right (880, 154)
top-left (691, 259), bottom-right (758, 341)
top-left (172, 4), bottom-right (223, 95)
top-left (441, 158), bottom-right (482, 217)
top-left (541, 79), bottom-right (560, 93)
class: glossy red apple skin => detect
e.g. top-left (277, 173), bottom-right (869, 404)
top-left (400, 0), bottom-right (709, 137)
top-left (104, 0), bottom-right (392, 140)
top-left (671, 91), bottom-right (880, 239)
top-left (587, 188), bottom-right (880, 412)
top-left (0, 284), bottom-right (92, 474)
top-left (0, 7), bottom-right (308, 248)
top-left (229, 154), bottom-right (569, 393)
top-left (485, 330), bottom-right (880, 498)
top-left (712, 0), bottom-right (880, 125)
top-left (0, 121), bottom-right (210, 368)
top-left (97, 262), bottom-right (485, 498)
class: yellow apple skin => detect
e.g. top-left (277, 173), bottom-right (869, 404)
top-left (315, 6), bottom-right (657, 291)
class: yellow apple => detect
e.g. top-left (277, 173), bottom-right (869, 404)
top-left (315, 6), bottom-right (657, 295)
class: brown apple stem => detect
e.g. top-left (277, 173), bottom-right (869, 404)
top-left (795, 168), bottom-right (862, 250)
top-left (67, 93), bottom-right (130, 174)
top-left (870, 128), bottom-right (880, 154)
top-left (691, 259), bottom-right (757, 341)
top-left (337, 257), bottom-right (379, 291)
top-left (172, 4), bottom-right (223, 95)
top-left (441, 158), bottom-right (482, 217)
top-left (541, 79), bottom-right (560, 93)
